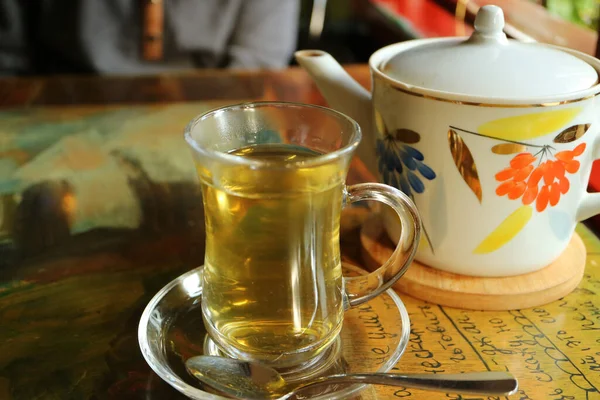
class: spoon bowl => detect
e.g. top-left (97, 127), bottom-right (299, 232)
top-left (186, 356), bottom-right (519, 400)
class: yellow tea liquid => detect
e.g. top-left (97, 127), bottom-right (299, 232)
top-left (199, 144), bottom-right (345, 361)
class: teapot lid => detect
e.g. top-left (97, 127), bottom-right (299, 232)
top-left (380, 5), bottom-right (598, 99)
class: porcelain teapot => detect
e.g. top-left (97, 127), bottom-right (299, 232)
top-left (295, 5), bottom-right (600, 277)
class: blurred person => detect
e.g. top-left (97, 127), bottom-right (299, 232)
top-left (0, 0), bottom-right (299, 76)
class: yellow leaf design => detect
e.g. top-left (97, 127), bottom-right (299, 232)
top-left (553, 124), bottom-right (591, 143)
top-left (374, 110), bottom-right (388, 135)
top-left (473, 205), bottom-right (533, 254)
top-left (491, 143), bottom-right (527, 155)
top-left (448, 129), bottom-right (482, 203)
top-left (478, 108), bottom-right (582, 141)
top-left (418, 233), bottom-right (429, 252)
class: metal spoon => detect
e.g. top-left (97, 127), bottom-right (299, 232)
top-left (185, 356), bottom-right (518, 399)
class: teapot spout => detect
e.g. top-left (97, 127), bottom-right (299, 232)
top-left (295, 50), bottom-right (376, 174)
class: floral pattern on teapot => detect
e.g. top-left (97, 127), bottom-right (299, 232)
top-left (377, 106), bottom-right (593, 256)
top-left (374, 110), bottom-right (437, 252)
top-left (447, 108), bottom-right (592, 254)
top-left (494, 143), bottom-right (585, 211)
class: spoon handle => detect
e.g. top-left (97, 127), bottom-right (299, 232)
top-left (299, 371), bottom-right (518, 396)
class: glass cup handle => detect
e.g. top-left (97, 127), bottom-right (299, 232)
top-left (343, 183), bottom-right (422, 308)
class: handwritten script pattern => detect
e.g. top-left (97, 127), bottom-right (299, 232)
top-left (368, 225), bottom-right (600, 399)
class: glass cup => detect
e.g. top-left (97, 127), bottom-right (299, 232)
top-left (185, 102), bottom-right (421, 368)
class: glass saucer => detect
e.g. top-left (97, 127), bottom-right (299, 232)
top-left (138, 264), bottom-right (410, 400)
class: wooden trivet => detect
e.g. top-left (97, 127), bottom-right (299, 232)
top-left (360, 213), bottom-right (586, 310)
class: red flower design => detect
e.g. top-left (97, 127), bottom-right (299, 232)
top-left (495, 143), bottom-right (585, 212)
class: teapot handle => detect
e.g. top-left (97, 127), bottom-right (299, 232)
top-left (576, 144), bottom-right (600, 221)
top-left (576, 193), bottom-right (600, 221)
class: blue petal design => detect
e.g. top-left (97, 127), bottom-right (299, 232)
top-left (384, 148), bottom-right (401, 171)
top-left (403, 145), bottom-right (424, 161)
top-left (407, 170), bottom-right (425, 193)
top-left (383, 169), bottom-right (390, 185)
top-left (376, 140), bottom-right (385, 156)
top-left (415, 160), bottom-right (436, 180)
top-left (388, 172), bottom-right (399, 189)
top-left (549, 209), bottom-right (573, 241)
top-left (398, 147), bottom-right (417, 170)
top-left (399, 174), bottom-right (412, 197)
top-left (383, 150), bottom-right (394, 171)
top-left (390, 149), bottom-right (403, 171)
top-left (378, 156), bottom-right (385, 174)
top-left (395, 158), bottom-right (403, 174)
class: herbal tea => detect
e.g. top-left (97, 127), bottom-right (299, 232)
top-left (200, 144), bottom-right (345, 362)
top-left (187, 103), bottom-right (419, 368)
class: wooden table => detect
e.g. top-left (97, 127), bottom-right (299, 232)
top-left (1, 67), bottom-right (600, 399)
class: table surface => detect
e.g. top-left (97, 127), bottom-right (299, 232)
top-left (1, 67), bottom-right (600, 399)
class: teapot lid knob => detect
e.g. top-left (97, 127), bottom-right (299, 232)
top-left (470, 5), bottom-right (508, 44)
